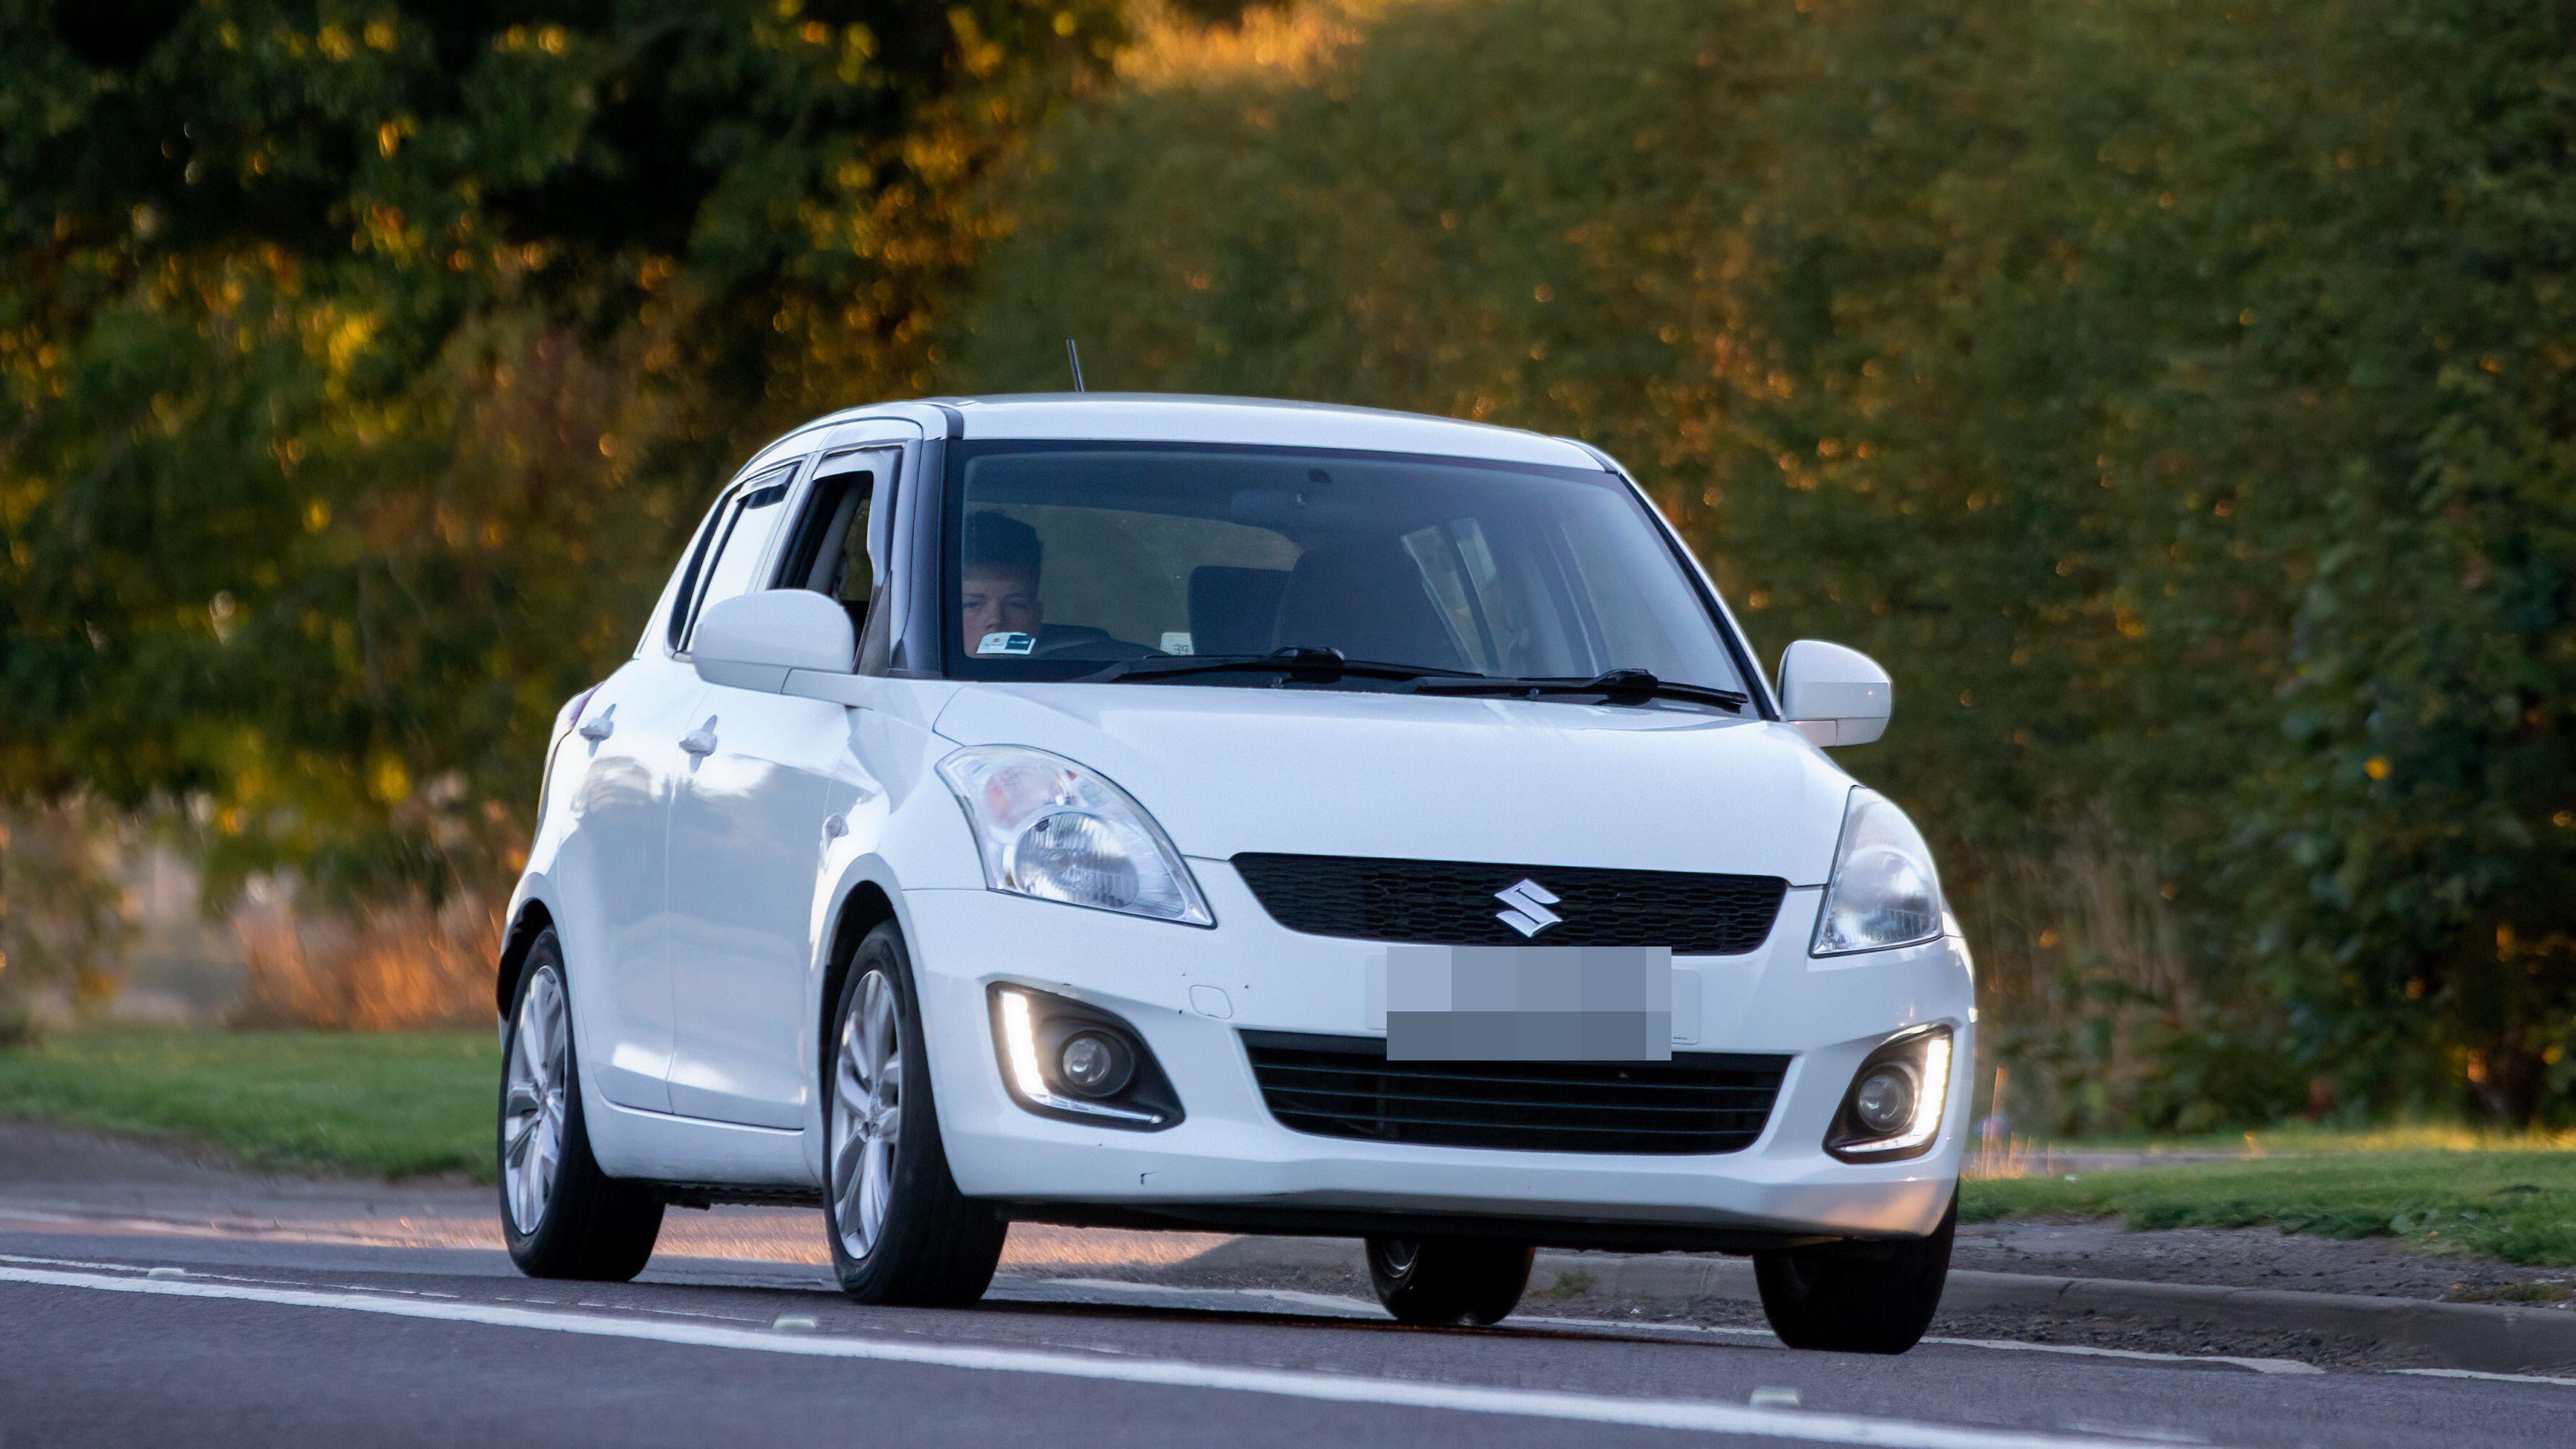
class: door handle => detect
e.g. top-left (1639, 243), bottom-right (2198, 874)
top-left (577, 705), bottom-right (616, 743)
top-left (679, 717), bottom-right (719, 756)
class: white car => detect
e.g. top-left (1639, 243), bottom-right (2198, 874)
top-left (497, 394), bottom-right (1971, 1352)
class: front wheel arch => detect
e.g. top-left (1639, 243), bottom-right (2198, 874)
top-left (815, 881), bottom-right (900, 1103)
top-left (494, 898), bottom-right (556, 1025)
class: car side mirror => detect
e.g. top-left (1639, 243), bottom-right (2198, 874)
top-left (1777, 639), bottom-right (1891, 747)
top-left (693, 589), bottom-right (856, 693)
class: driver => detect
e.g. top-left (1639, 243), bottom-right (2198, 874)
top-left (961, 511), bottom-right (1045, 656)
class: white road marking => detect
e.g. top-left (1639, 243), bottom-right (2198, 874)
top-left (2063, 1424), bottom-right (2208, 1445)
top-left (2393, 1368), bottom-right (2576, 1390)
top-left (1, 1262), bottom-right (2203, 1449)
top-left (1031, 1277), bottom-right (1382, 1318)
top-left (1031, 1277), bottom-right (2324, 1375)
top-left (0, 1249), bottom-right (773, 1326)
top-left (0, 1205), bottom-right (2399, 1383)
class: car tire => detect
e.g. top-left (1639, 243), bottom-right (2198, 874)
top-left (1364, 1236), bottom-right (1535, 1326)
top-left (499, 932), bottom-right (665, 1281)
top-left (823, 921), bottom-right (1007, 1307)
top-left (1753, 1189), bottom-right (1955, 1354)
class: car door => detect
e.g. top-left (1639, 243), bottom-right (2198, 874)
top-left (556, 651), bottom-right (704, 1113)
top-left (558, 461), bottom-right (798, 1111)
top-left (663, 437), bottom-right (910, 1127)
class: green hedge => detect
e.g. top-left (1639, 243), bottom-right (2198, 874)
top-left (949, 0), bottom-right (2576, 1128)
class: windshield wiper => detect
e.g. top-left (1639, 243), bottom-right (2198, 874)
top-left (1089, 647), bottom-right (1485, 686)
top-left (1407, 668), bottom-right (1748, 712)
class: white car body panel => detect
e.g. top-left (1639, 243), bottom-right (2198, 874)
top-left (946, 394), bottom-right (1599, 469)
top-left (1777, 638), bottom-right (1896, 748)
top-left (903, 883), bottom-right (1968, 1236)
top-left (931, 685), bottom-right (1853, 881)
top-left (552, 657), bottom-right (709, 1111)
top-left (663, 684), bottom-right (850, 1127)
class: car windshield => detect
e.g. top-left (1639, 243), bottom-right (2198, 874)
top-left (941, 441), bottom-right (1751, 694)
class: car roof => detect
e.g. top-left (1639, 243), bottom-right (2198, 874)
top-left (802, 393), bottom-right (1610, 472)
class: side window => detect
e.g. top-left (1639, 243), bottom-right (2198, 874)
top-left (1402, 515), bottom-right (1588, 678)
top-left (675, 464), bottom-right (796, 652)
top-left (773, 450), bottom-right (888, 638)
top-left (653, 495), bottom-right (730, 657)
top-left (832, 491), bottom-right (876, 610)
top-left (1403, 520), bottom-right (1499, 674)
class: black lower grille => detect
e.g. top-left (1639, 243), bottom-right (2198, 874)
top-left (1240, 1031), bottom-right (1788, 1155)
top-left (1231, 853), bottom-right (1787, 955)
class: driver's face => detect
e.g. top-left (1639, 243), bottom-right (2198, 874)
top-left (962, 567), bottom-right (1042, 654)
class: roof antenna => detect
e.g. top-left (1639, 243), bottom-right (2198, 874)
top-left (1064, 337), bottom-right (1086, 392)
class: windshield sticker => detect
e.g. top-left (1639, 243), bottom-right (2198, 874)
top-left (977, 631), bottom-right (1037, 656)
top-left (1159, 632), bottom-right (1195, 656)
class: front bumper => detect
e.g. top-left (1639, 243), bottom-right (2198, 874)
top-left (902, 861), bottom-right (1972, 1245)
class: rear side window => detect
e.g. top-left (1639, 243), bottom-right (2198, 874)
top-left (671, 464), bottom-right (796, 652)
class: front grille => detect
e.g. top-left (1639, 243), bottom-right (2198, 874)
top-left (1240, 1031), bottom-right (1788, 1155)
top-left (1231, 853), bottom-right (1787, 955)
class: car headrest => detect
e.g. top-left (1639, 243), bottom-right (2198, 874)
top-left (1188, 566), bottom-right (1292, 657)
top-left (1271, 539), bottom-right (1467, 673)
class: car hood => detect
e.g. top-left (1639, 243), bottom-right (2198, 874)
top-left (931, 684), bottom-right (1853, 885)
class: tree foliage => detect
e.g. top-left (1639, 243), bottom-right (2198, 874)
top-left (5, 0), bottom-right (2569, 1124)
top-left (951, 0), bottom-right (2576, 1123)
top-left (0, 0), bottom-right (1122, 900)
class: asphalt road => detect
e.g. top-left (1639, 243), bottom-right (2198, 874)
top-left (2, 1125), bottom-right (2570, 1448)
top-left (5, 1198), bottom-right (2574, 1449)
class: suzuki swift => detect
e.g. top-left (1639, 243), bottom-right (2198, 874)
top-left (497, 394), bottom-right (1971, 1353)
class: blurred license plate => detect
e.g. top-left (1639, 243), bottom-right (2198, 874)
top-left (1372, 944), bottom-right (1674, 1062)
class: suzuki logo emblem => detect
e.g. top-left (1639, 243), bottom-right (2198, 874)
top-left (1494, 879), bottom-right (1563, 938)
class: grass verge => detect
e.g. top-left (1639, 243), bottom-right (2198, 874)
top-left (0, 1029), bottom-right (497, 1182)
top-left (1964, 1148), bottom-right (2576, 1266)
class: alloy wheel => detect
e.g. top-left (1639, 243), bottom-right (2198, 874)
top-left (502, 966), bottom-right (569, 1235)
top-left (830, 970), bottom-right (904, 1261)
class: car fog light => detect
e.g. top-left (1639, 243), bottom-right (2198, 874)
top-left (992, 987), bottom-right (1166, 1127)
top-left (1826, 1024), bottom-right (1953, 1162)
top-left (1058, 1031), bottom-right (1133, 1097)
top-left (1852, 1065), bottom-right (1917, 1135)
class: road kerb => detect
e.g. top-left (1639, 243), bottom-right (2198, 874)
top-left (1180, 1236), bottom-right (2576, 1375)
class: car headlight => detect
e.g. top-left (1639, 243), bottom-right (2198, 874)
top-left (1811, 788), bottom-right (1944, 955)
top-left (936, 745), bottom-right (1214, 926)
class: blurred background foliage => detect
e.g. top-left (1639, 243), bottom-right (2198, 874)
top-left (949, 0), bottom-right (2575, 1129)
top-left (0, 0), bottom-right (1123, 900)
top-left (2, 0), bottom-right (2570, 1131)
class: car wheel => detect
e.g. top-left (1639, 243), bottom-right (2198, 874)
top-left (823, 921), bottom-right (1007, 1306)
top-left (499, 932), bottom-right (665, 1280)
top-left (1754, 1189), bottom-right (1955, 1354)
top-left (1364, 1236), bottom-right (1535, 1326)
